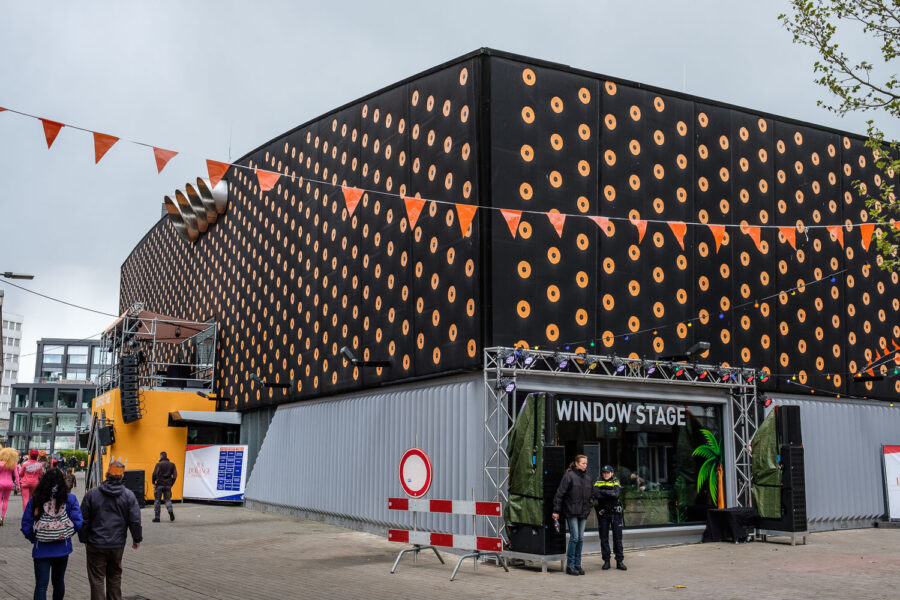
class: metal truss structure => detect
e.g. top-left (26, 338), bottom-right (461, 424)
top-left (482, 346), bottom-right (760, 539)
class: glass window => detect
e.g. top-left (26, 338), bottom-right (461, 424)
top-left (82, 391), bottom-right (93, 409)
top-left (42, 345), bottom-right (64, 364)
top-left (54, 435), bottom-right (77, 450)
top-left (34, 389), bottom-right (55, 409)
top-left (56, 414), bottom-right (78, 432)
top-left (67, 346), bottom-right (89, 365)
top-left (12, 413), bottom-right (28, 431)
top-left (92, 346), bottom-right (103, 365)
top-left (41, 368), bottom-right (64, 383)
top-left (9, 435), bottom-right (27, 451)
top-left (549, 394), bottom-right (724, 528)
top-left (81, 411), bottom-right (92, 428)
top-left (30, 434), bottom-right (52, 450)
top-left (58, 389), bottom-right (79, 409)
top-left (63, 369), bottom-right (87, 381)
top-left (31, 413), bottom-right (54, 433)
top-left (14, 389), bottom-right (29, 408)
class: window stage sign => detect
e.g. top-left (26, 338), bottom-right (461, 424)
top-left (555, 398), bottom-right (687, 427)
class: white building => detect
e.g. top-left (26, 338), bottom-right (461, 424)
top-left (1, 310), bottom-right (24, 420)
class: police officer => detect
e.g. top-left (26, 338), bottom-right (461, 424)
top-left (594, 464), bottom-right (626, 571)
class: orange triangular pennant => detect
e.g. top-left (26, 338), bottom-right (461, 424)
top-left (93, 132), bottom-right (119, 163)
top-left (456, 203), bottom-right (478, 237)
top-left (547, 212), bottom-right (566, 238)
top-left (40, 118), bottom-right (64, 148)
top-left (866, 367), bottom-right (875, 377)
top-left (0, 107), bottom-right (6, 112)
top-left (668, 221), bottom-right (687, 250)
top-left (859, 223), bottom-right (875, 252)
top-left (256, 169), bottom-right (280, 192)
top-left (826, 225), bottom-right (844, 248)
top-left (403, 196), bottom-right (426, 229)
top-left (633, 219), bottom-right (648, 243)
top-left (779, 226), bottom-right (796, 250)
top-left (500, 209), bottom-right (522, 238)
top-left (341, 186), bottom-right (364, 216)
top-left (708, 224), bottom-right (726, 253)
top-left (153, 147), bottom-right (178, 173)
top-left (745, 225), bottom-right (762, 252)
top-left (206, 160), bottom-right (230, 188)
top-left (588, 216), bottom-right (611, 237)
top-left (875, 348), bottom-right (883, 361)
top-left (893, 340), bottom-right (900, 352)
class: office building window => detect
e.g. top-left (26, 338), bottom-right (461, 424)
top-left (9, 435), bottom-right (27, 451)
top-left (14, 389), bottom-right (29, 408)
top-left (56, 413), bottom-right (78, 432)
top-left (54, 435), bottom-right (77, 450)
top-left (34, 389), bottom-right (55, 409)
top-left (42, 345), bottom-right (64, 364)
top-left (31, 413), bottom-right (54, 433)
top-left (12, 413), bottom-right (28, 431)
top-left (41, 368), bottom-right (64, 382)
top-left (68, 346), bottom-right (89, 365)
top-left (1, 385), bottom-right (8, 395)
top-left (92, 346), bottom-right (103, 365)
top-left (64, 368), bottom-right (88, 381)
top-left (58, 389), bottom-right (79, 409)
top-left (30, 434), bottom-right (52, 451)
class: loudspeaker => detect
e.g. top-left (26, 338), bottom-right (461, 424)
top-left (759, 446), bottom-right (807, 533)
top-left (97, 425), bottom-right (115, 446)
top-left (122, 470), bottom-right (145, 507)
top-left (507, 446), bottom-right (567, 555)
top-left (78, 431), bottom-right (90, 448)
top-left (775, 405), bottom-right (802, 447)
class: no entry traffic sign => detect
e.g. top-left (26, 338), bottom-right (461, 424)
top-left (399, 447), bottom-right (433, 498)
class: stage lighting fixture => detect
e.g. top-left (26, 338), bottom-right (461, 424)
top-left (764, 398), bottom-right (773, 407)
top-left (699, 370), bottom-right (708, 379)
top-left (675, 367), bottom-right (685, 377)
top-left (747, 373), bottom-right (755, 383)
top-left (503, 351), bottom-right (517, 367)
top-left (647, 364), bottom-right (657, 375)
top-left (522, 352), bottom-right (536, 367)
top-left (554, 354), bottom-right (569, 369)
top-left (721, 372), bottom-right (731, 382)
top-left (498, 377), bottom-right (516, 393)
top-left (760, 373), bottom-right (770, 382)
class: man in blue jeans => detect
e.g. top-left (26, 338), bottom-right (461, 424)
top-left (552, 454), bottom-right (594, 575)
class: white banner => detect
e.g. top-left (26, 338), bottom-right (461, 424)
top-left (884, 446), bottom-right (900, 520)
top-left (183, 445), bottom-right (248, 501)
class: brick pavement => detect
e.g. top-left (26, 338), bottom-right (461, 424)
top-left (1, 481), bottom-right (899, 599)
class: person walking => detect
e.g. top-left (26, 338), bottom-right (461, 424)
top-left (551, 454), bottom-right (594, 576)
top-left (19, 449), bottom-right (45, 509)
top-left (594, 464), bottom-right (626, 571)
top-left (67, 456), bottom-right (77, 473)
top-left (0, 447), bottom-right (21, 526)
top-left (151, 451), bottom-right (177, 523)
top-left (20, 468), bottom-right (83, 600)
top-left (78, 460), bottom-right (142, 600)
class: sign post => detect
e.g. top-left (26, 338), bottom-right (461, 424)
top-left (399, 447), bottom-right (433, 499)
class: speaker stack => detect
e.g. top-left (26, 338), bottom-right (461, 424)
top-left (508, 445), bottom-right (568, 555)
top-left (122, 469), bottom-right (146, 507)
top-left (759, 405), bottom-right (808, 533)
top-left (119, 354), bottom-right (143, 423)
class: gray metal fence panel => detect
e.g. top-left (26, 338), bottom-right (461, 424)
top-left (244, 374), bottom-right (485, 534)
top-left (768, 395), bottom-right (900, 529)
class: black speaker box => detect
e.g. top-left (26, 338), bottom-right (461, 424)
top-left (508, 523), bottom-right (567, 555)
top-left (775, 405), bottom-right (802, 447)
top-left (97, 425), bottom-right (115, 446)
top-left (759, 446), bottom-right (807, 532)
top-left (77, 431), bottom-right (90, 448)
top-left (122, 469), bottom-right (145, 507)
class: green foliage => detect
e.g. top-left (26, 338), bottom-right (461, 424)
top-left (779, 1), bottom-right (900, 270)
top-left (57, 449), bottom-right (88, 466)
top-left (692, 429), bottom-right (723, 504)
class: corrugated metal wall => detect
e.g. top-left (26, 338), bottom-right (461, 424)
top-left (244, 374), bottom-right (486, 535)
top-left (240, 405), bottom-right (277, 478)
top-left (768, 395), bottom-right (900, 530)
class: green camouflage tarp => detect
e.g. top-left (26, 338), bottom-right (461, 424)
top-left (751, 410), bottom-right (782, 519)
top-left (503, 392), bottom-right (545, 527)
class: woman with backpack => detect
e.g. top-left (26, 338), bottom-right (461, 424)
top-left (21, 468), bottom-right (83, 600)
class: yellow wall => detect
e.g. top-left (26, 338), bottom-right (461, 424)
top-left (91, 389), bottom-right (216, 500)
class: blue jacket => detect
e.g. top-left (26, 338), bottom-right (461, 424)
top-left (21, 494), bottom-right (83, 558)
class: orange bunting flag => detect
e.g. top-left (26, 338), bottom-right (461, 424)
top-left (93, 132), bottom-right (119, 163)
top-left (40, 118), bottom-right (64, 148)
top-left (403, 196), bottom-right (426, 229)
top-left (206, 160), bottom-right (230, 188)
top-left (708, 224), bottom-right (726, 253)
top-left (633, 219), bottom-right (648, 243)
top-left (668, 221), bottom-right (687, 250)
top-left (745, 225), bottom-right (763, 252)
top-left (779, 226), bottom-right (796, 250)
top-left (589, 216), bottom-right (611, 237)
top-left (826, 225), bottom-right (844, 248)
top-left (501, 209), bottom-right (522, 238)
top-left (153, 147), bottom-right (178, 173)
top-left (456, 203), bottom-right (478, 237)
top-left (547, 212), bottom-right (566, 238)
top-left (859, 223), bottom-right (875, 252)
top-left (341, 186), bottom-right (364, 216)
top-left (875, 348), bottom-right (883, 361)
top-left (256, 169), bottom-right (280, 192)
top-left (0, 107), bottom-right (6, 111)
top-left (893, 340), bottom-right (900, 351)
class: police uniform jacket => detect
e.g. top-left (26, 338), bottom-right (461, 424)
top-left (593, 476), bottom-right (622, 512)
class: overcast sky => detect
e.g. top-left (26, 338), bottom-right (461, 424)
top-left (1, 0), bottom-right (897, 383)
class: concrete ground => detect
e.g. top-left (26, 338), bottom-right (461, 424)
top-left (1, 480), bottom-right (899, 599)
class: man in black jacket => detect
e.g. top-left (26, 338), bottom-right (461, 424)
top-left (594, 464), bottom-right (626, 571)
top-left (79, 460), bottom-right (142, 600)
top-left (151, 451), bottom-right (177, 523)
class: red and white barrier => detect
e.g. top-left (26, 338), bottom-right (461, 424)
top-left (388, 529), bottom-right (502, 552)
top-left (388, 497), bottom-right (501, 516)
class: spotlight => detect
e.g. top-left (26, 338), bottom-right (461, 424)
top-left (616, 364), bottom-right (625, 373)
top-left (721, 372), bottom-right (731, 382)
top-left (764, 398), bottom-right (773, 407)
top-left (522, 352), bottom-right (536, 367)
top-left (503, 351), bottom-right (517, 367)
top-left (498, 377), bottom-right (516, 393)
top-left (554, 354), bottom-right (569, 370)
top-left (760, 373), bottom-right (770, 383)
top-left (747, 373), bottom-right (755, 383)
top-left (675, 367), bottom-right (685, 377)
top-left (647, 364), bottom-right (657, 375)
top-left (699, 371), bottom-right (708, 379)
top-left (613, 358), bottom-right (625, 373)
